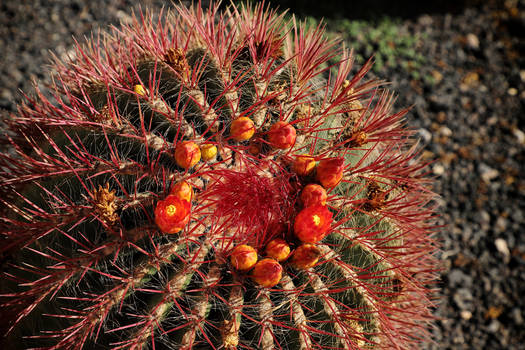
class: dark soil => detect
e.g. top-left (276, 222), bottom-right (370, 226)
top-left (1, 0), bottom-right (524, 349)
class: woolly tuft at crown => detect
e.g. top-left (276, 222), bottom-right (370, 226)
top-left (0, 2), bottom-right (439, 349)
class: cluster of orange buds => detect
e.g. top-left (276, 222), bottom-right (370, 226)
top-left (291, 155), bottom-right (345, 189)
top-left (289, 205), bottom-right (329, 269)
top-left (265, 238), bottom-right (320, 272)
top-left (228, 238), bottom-right (292, 288)
top-left (228, 231), bottom-right (326, 286)
top-left (287, 157), bottom-right (345, 269)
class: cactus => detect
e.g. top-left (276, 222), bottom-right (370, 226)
top-left (0, 2), bottom-right (438, 349)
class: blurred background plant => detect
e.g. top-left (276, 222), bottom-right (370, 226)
top-left (300, 16), bottom-right (429, 81)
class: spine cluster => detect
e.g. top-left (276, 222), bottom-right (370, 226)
top-left (0, 2), bottom-right (438, 349)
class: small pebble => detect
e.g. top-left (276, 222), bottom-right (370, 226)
top-left (417, 128), bottom-right (432, 143)
top-left (460, 310), bottom-right (472, 320)
top-left (511, 308), bottom-right (523, 325)
top-left (439, 126), bottom-right (452, 137)
top-left (466, 33), bottom-right (479, 49)
top-left (433, 164), bottom-right (445, 175)
top-left (494, 238), bottom-right (510, 263)
top-left (479, 163), bottom-right (499, 183)
top-left (512, 128), bottom-right (525, 144)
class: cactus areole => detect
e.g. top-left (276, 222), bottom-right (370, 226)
top-left (0, 2), bottom-right (439, 349)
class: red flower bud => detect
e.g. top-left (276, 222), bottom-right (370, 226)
top-left (317, 158), bottom-right (344, 188)
top-left (170, 180), bottom-right (193, 203)
top-left (230, 244), bottom-right (258, 271)
top-left (230, 117), bottom-right (255, 141)
top-left (251, 258), bottom-right (283, 288)
top-left (291, 244), bottom-right (321, 269)
top-left (267, 121), bottom-right (296, 149)
top-left (265, 238), bottom-right (291, 262)
top-left (155, 195), bottom-right (191, 234)
top-left (292, 154), bottom-right (316, 176)
top-left (300, 183), bottom-right (327, 207)
top-left (174, 141), bottom-right (201, 169)
top-left (293, 204), bottom-right (333, 243)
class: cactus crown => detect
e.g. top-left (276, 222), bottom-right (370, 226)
top-left (0, 2), bottom-right (438, 349)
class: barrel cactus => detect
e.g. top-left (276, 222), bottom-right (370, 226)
top-left (0, 2), bottom-right (438, 349)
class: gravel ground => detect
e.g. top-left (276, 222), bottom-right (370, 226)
top-left (1, 0), bottom-right (524, 349)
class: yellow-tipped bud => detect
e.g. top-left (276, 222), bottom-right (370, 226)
top-left (200, 143), bottom-right (218, 161)
top-left (134, 84), bottom-right (146, 96)
top-left (292, 154), bottom-right (316, 176)
top-left (265, 238), bottom-right (291, 262)
top-left (251, 258), bottom-right (283, 288)
top-left (174, 141), bottom-right (201, 169)
top-left (291, 244), bottom-right (321, 269)
top-left (230, 117), bottom-right (255, 141)
top-left (170, 180), bottom-right (194, 203)
top-left (230, 244), bottom-right (258, 271)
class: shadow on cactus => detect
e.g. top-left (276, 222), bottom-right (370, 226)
top-left (0, 2), bottom-right (439, 349)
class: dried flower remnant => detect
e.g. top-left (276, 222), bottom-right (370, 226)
top-left (344, 129), bottom-right (369, 148)
top-left (362, 180), bottom-right (389, 212)
top-left (164, 47), bottom-right (190, 79)
top-left (91, 183), bottom-right (118, 225)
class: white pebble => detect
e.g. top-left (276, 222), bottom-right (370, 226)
top-left (433, 164), bottom-right (445, 176)
top-left (494, 238), bottom-right (510, 263)
top-left (466, 33), bottom-right (479, 49)
top-left (439, 126), bottom-right (453, 137)
top-left (460, 310), bottom-right (472, 320)
top-left (479, 164), bottom-right (499, 183)
top-left (513, 128), bottom-right (525, 144)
